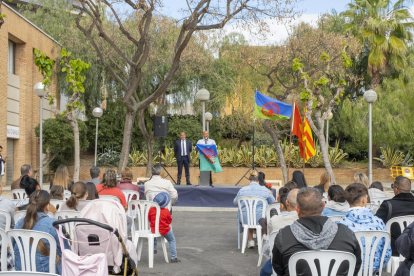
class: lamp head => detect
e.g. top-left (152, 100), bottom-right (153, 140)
top-left (92, 107), bottom-right (103, 118)
top-left (196, 88), bottom-right (210, 102)
top-left (363, 89), bottom-right (377, 103)
top-left (326, 112), bottom-right (333, 120)
top-left (34, 82), bottom-right (49, 97)
top-left (205, 112), bottom-right (213, 121)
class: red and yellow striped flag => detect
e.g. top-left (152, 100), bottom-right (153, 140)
top-left (303, 106), bottom-right (316, 161)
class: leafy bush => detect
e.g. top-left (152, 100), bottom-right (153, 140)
top-left (374, 146), bottom-right (405, 168)
top-left (328, 141), bottom-right (349, 168)
top-left (308, 140), bottom-right (324, 168)
top-left (97, 148), bottom-right (120, 168)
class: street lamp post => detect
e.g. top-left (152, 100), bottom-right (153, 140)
top-left (196, 88), bottom-right (210, 131)
top-left (34, 82), bottom-right (49, 189)
top-left (92, 107), bottom-right (103, 166)
top-left (363, 89), bottom-right (377, 184)
top-left (325, 112), bottom-right (333, 149)
top-left (205, 112), bottom-right (213, 132)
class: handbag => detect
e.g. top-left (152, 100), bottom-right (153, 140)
top-left (58, 225), bottom-right (113, 276)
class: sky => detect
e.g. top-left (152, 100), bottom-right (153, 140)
top-left (158, 0), bottom-right (352, 45)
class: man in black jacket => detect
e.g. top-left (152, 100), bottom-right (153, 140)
top-left (376, 177), bottom-right (414, 256)
top-left (272, 187), bottom-right (362, 276)
top-left (173, 132), bottom-right (192, 185)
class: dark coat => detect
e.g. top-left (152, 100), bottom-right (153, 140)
top-left (376, 193), bottom-right (414, 255)
top-left (173, 139), bottom-right (192, 162)
top-left (395, 221), bottom-right (414, 276)
top-left (272, 216), bottom-right (362, 276)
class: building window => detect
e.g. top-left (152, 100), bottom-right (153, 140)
top-left (8, 40), bottom-right (16, 74)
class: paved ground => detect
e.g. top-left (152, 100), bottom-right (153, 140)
top-left (136, 211), bottom-right (261, 276)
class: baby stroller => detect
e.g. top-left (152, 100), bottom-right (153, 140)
top-left (53, 199), bottom-right (138, 276)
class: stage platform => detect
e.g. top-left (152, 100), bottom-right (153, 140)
top-left (138, 185), bottom-right (276, 208)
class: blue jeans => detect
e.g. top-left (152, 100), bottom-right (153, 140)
top-left (154, 229), bottom-right (177, 259)
top-left (260, 259), bottom-right (273, 276)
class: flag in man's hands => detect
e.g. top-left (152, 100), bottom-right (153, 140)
top-left (196, 144), bottom-right (223, 173)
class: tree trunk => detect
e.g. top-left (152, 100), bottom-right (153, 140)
top-left (118, 110), bottom-right (137, 173)
top-left (69, 119), bottom-right (80, 182)
top-left (370, 70), bottom-right (381, 89)
top-left (137, 108), bottom-right (154, 178)
top-left (313, 123), bottom-right (337, 184)
top-left (262, 121), bottom-right (289, 183)
top-left (145, 138), bottom-right (153, 177)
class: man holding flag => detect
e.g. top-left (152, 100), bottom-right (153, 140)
top-left (196, 131), bottom-right (221, 187)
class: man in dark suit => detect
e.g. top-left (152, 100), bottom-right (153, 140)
top-left (173, 132), bottom-right (192, 185)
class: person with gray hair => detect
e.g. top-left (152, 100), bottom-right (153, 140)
top-left (144, 165), bottom-right (178, 205)
top-left (85, 166), bottom-right (101, 186)
top-left (11, 164), bottom-right (32, 190)
top-left (271, 187), bottom-right (362, 276)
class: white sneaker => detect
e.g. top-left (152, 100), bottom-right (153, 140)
top-left (248, 240), bottom-right (255, 248)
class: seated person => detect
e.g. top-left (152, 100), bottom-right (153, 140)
top-left (85, 182), bottom-right (99, 200)
top-left (17, 175), bottom-right (57, 214)
top-left (260, 189), bottom-right (299, 276)
top-left (11, 164), bottom-right (32, 191)
top-left (395, 221), bottom-right (414, 276)
top-left (60, 182), bottom-right (89, 212)
top-left (272, 187), bottom-right (362, 276)
top-left (49, 165), bottom-right (74, 191)
top-left (233, 170), bottom-right (275, 248)
top-left (50, 185), bottom-right (64, 200)
top-left (321, 185), bottom-right (349, 216)
top-left (149, 192), bottom-right (180, 263)
top-left (117, 167), bottom-right (141, 199)
top-left (368, 181), bottom-right (387, 199)
top-left (13, 190), bottom-right (70, 274)
top-left (145, 165), bottom-right (178, 204)
top-left (0, 184), bottom-right (15, 229)
top-left (291, 171), bottom-right (307, 188)
top-left (85, 166), bottom-right (101, 186)
top-left (337, 183), bottom-right (391, 272)
top-left (277, 186), bottom-right (290, 202)
top-left (284, 181), bottom-right (297, 191)
top-left (376, 177), bottom-right (414, 256)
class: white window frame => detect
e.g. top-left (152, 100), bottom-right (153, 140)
top-left (8, 40), bottom-right (16, 74)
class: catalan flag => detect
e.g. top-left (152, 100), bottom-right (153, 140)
top-left (291, 101), bottom-right (304, 154)
top-left (303, 106), bottom-right (316, 161)
top-left (254, 91), bottom-right (292, 121)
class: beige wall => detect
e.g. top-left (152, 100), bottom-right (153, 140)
top-left (0, 4), bottom-right (59, 186)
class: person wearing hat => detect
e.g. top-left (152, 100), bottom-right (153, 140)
top-left (148, 192), bottom-right (180, 263)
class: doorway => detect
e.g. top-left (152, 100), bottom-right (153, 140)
top-left (6, 139), bottom-right (14, 186)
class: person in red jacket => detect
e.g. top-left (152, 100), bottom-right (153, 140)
top-left (148, 192), bottom-right (180, 263)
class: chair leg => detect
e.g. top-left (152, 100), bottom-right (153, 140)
top-left (256, 227), bottom-right (262, 256)
top-left (161, 236), bottom-right (169, 263)
top-left (257, 235), bottom-right (266, 267)
top-left (137, 238), bottom-right (143, 261)
top-left (241, 227), bottom-right (248, 254)
top-left (237, 216), bottom-right (240, 250)
top-left (391, 257), bottom-right (399, 276)
top-left (148, 236), bottom-right (154, 268)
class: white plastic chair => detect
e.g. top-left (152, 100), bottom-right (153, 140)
top-left (269, 230), bottom-right (279, 276)
top-left (410, 263), bottom-right (414, 276)
top-left (289, 250), bottom-right (357, 276)
top-left (0, 272), bottom-right (59, 275)
top-left (354, 230), bottom-right (390, 276)
top-left (54, 210), bottom-right (80, 239)
top-left (98, 195), bottom-right (121, 202)
top-left (328, 215), bottom-right (344, 222)
top-left (370, 197), bottom-right (390, 206)
top-left (129, 200), bottom-right (169, 268)
top-left (257, 203), bottom-right (280, 266)
top-left (49, 200), bottom-right (64, 212)
top-left (63, 190), bottom-right (71, 201)
top-left (0, 210), bottom-right (11, 231)
top-left (146, 191), bottom-right (172, 211)
top-left (0, 228), bottom-right (9, 271)
top-left (237, 196), bottom-right (266, 254)
top-left (11, 189), bottom-right (26, 199)
top-left (122, 190), bottom-right (141, 215)
top-left (385, 215), bottom-right (414, 275)
top-left (11, 199), bottom-right (21, 206)
top-left (7, 229), bottom-right (57, 273)
top-left (14, 211), bottom-right (26, 224)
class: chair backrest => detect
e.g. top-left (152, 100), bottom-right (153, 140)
top-left (385, 215), bottom-right (414, 235)
top-left (370, 197), bottom-right (390, 206)
top-left (0, 272), bottom-right (59, 275)
top-left (98, 195), bottom-right (121, 202)
top-left (237, 196), bottom-right (267, 226)
top-left (289, 250), bottom-right (356, 276)
top-left (129, 200), bottom-right (160, 236)
top-left (8, 229), bottom-right (57, 273)
top-left (0, 209), bottom-right (11, 231)
top-left (0, 228), bottom-right (9, 271)
top-left (54, 210), bottom-right (80, 239)
top-left (328, 215), bottom-right (344, 222)
top-left (63, 190), bottom-right (71, 201)
top-left (14, 211), bottom-right (26, 224)
top-left (269, 230), bottom-right (279, 256)
top-left (146, 191), bottom-right (172, 211)
top-left (354, 230), bottom-right (390, 276)
top-left (12, 189), bottom-right (27, 199)
top-left (121, 190), bottom-right (140, 203)
top-left (49, 200), bottom-right (64, 212)
top-left (11, 199), bottom-right (21, 206)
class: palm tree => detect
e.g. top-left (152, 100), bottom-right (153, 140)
top-left (342, 0), bottom-right (414, 88)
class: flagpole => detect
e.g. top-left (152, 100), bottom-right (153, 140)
top-left (287, 100), bottom-right (294, 180)
top-left (303, 102), bottom-right (306, 174)
top-left (252, 97), bottom-right (256, 170)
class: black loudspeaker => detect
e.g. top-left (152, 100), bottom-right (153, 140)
top-left (153, 116), bottom-right (168, 137)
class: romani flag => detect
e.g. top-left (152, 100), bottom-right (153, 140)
top-left (254, 91), bottom-right (292, 121)
top-left (196, 144), bottom-right (223, 173)
top-left (303, 106), bottom-right (316, 161)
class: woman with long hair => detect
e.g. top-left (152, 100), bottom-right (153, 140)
top-left (49, 185), bottom-right (64, 200)
top-left (291, 170), bottom-right (308, 188)
top-left (85, 182), bottom-right (99, 200)
top-left (60, 182), bottom-right (89, 211)
top-left (321, 185), bottom-right (349, 216)
top-left (13, 190), bottom-right (70, 274)
top-left (49, 165), bottom-right (73, 191)
top-left (353, 173), bottom-right (369, 188)
top-left (96, 170), bottom-right (127, 210)
top-left (314, 171), bottom-right (332, 194)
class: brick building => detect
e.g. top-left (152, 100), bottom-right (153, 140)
top-left (0, 2), bottom-right (59, 186)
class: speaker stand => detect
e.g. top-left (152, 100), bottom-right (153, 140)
top-left (157, 139), bottom-right (176, 184)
